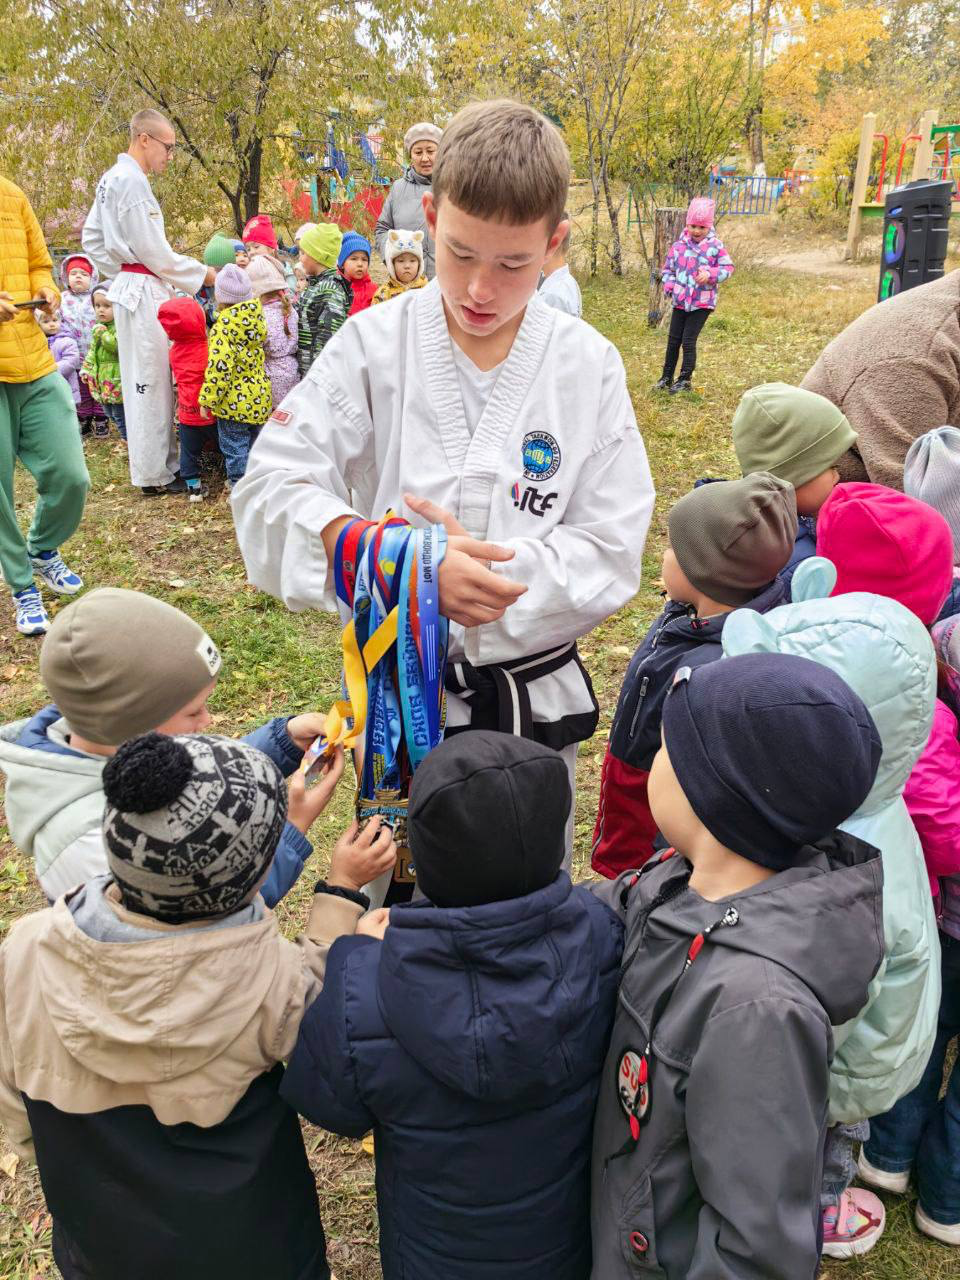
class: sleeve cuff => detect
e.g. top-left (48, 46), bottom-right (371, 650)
top-left (314, 881), bottom-right (370, 910)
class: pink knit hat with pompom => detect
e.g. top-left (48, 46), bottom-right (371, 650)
top-left (686, 198), bottom-right (715, 228)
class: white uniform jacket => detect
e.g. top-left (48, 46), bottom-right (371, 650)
top-left (232, 281), bottom-right (655, 735)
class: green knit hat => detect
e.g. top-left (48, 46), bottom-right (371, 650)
top-left (203, 234), bottom-right (238, 268)
top-left (299, 222), bottom-right (342, 269)
top-left (667, 473), bottom-right (798, 607)
top-left (732, 383), bottom-right (857, 487)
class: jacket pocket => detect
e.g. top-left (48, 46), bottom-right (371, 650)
top-left (619, 1171), bottom-right (666, 1275)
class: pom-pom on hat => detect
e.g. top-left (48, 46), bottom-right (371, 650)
top-left (384, 228), bottom-right (425, 281)
top-left (294, 222), bottom-right (318, 244)
top-left (403, 122), bottom-right (442, 154)
top-left (102, 733), bottom-right (287, 923)
top-left (686, 198), bottom-right (715, 228)
top-left (241, 213), bottom-right (278, 252)
top-left (245, 254), bottom-right (286, 297)
top-left (338, 231), bottom-right (372, 269)
top-left (214, 263), bottom-right (253, 305)
top-left (904, 426), bottom-right (960, 561)
top-left (298, 223), bottom-right (343, 269)
top-left (203, 234), bottom-right (238, 268)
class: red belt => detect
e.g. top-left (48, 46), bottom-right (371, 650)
top-left (119, 263), bottom-right (158, 277)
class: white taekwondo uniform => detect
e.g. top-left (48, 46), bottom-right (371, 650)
top-left (83, 154), bottom-right (206, 488)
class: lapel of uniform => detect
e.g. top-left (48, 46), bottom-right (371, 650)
top-left (417, 285), bottom-right (555, 538)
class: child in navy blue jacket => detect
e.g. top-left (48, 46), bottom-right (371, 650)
top-left (592, 473), bottom-right (796, 877)
top-left (281, 730), bottom-right (624, 1280)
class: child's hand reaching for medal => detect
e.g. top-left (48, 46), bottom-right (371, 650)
top-left (287, 745), bottom-right (345, 834)
top-left (356, 907), bottom-right (391, 940)
top-left (329, 818), bottom-right (397, 893)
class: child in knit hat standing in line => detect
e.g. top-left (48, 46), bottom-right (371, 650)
top-left (246, 254), bottom-right (300, 408)
top-left (593, 473), bottom-right (797, 877)
top-left (371, 229), bottom-right (428, 305)
top-left (199, 264), bottom-right (272, 487)
top-left (904, 424), bottom-right (960, 621)
top-left (654, 197), bottom-right (733, 395)
top-left (732, 381), bottom-right (858, 591)
top-left (591, 652), bottom-right (884, 1280)
top-left (338, 232), bottom-right (376, 315)
top-left (297, 223), bottom-right (350, 376)
top-left (0, 725), bottom-right (394, 1280)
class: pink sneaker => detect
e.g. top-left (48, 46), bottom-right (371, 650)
top-left (822, 1187), bottom-right (885, 1258)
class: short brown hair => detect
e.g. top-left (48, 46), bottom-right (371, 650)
top-left (432, 100), bottom-right (570, 232)
top-left (130, 108), bottom-right (172, 142)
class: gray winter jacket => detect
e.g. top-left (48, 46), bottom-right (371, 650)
top-left (589, 833), bottom-right (884, 1280)
top-left (374, 168), bottom-right (435, 279)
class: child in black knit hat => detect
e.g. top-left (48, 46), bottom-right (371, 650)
top-left (590, 652), bottom-right (884, 1280)
top-left (0, 731), bottom-right (395, 1280)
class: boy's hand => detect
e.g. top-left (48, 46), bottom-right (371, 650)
top-left (286, 746), bottom-right (345, 834)
top-left (286, 712), bottom-right (330, 754)
top-left (356, 907), bottom-right (391, 940)
top-left (0, 293), bottom-right (16, 324)
top-left (199, 405), bottom-right (211, 420)
top-left (329, 818), bottom-right (397, 892)
top-left (404, 494), bottom-right (527, 628)
top-left (204, 266), bottom-right (217, 286)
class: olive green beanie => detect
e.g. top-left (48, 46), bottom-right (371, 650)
top-left (202, 234), bottom-right (238, 269)
top-left (732, 382), bottom-right (857, 487)
top-left (39, 589), bottom-right (223, 746)
top-left (668, 473), bottom-right (798, 607)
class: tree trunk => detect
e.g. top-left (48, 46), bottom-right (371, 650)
top-left (648, 206), bottom-right (684, 327)
top-left (746, 0), bottom-right (773, 169)
top-left (601, 160), bottom-right (623, 276)
top-left (244, 135), bottom-right (264, 224)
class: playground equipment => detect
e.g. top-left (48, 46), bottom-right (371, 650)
top-left (845, 111), bottom-right (960, 260)
top-left (878, 179), bottom-right (952, 301)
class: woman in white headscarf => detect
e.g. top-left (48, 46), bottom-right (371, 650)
top-left (374, 123), bottom-right (442, 280)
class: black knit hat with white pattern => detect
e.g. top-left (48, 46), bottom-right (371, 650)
top-left (102, 733), bottom-right (287, 923)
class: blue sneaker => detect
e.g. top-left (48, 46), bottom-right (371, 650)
top-left (13, 586), bottom-right (50, 636)
top-left (30, 550), bottom-right (84, 596)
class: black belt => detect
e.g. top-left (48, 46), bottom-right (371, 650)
top-left (444, 642), bottom-right (599, 750)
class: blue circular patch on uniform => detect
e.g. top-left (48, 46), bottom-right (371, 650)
top-left (522, 432), bottom-right (561, 482)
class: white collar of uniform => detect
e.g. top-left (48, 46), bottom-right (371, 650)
top-left (415, 277), bottom-right (554, 475)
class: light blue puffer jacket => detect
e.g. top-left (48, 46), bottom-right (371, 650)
top-left (722, 557), bottom-right (941, 1125)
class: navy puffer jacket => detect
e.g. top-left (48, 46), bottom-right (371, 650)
top-left (281, 873), bottom-right (623, 1280)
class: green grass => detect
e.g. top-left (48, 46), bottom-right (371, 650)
top-left (0, 263), bottom-right (953, 1278)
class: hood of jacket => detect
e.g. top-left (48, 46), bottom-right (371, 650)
top-left (19, 883), bottom-right (288, 1085)
top-left (377, 874), bottom-right (621, 1103)
top-left (0, 707), bottom-right (106, 859)
top-left (630, 831), bottom-right (883, 1032)
top-left (722, 557), bottom-right (935, 814)
top-left (157, 296), bottom-right (208, 344)
top-left (58, 255), bottom-right (100, 291)
top-left (403, 165), bottom-right (432, 188)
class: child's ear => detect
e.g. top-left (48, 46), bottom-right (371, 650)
top-left (790, 556), bottom-right (838, 603)
top-left (721, 610), bottom-right (781, 658)
top-left (413, 231), bottom-right (424, 245)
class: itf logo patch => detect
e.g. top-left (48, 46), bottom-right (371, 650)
top-left (522, 431), bottom-right (561, 482)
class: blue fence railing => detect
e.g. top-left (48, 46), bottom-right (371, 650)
top-left (709, 172), bottom-right (787, 216)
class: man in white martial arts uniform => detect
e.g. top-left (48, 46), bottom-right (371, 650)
top-left (233, 100), bottom-right (655, 892)
top-left (83, 109), bottom-right (214, 495)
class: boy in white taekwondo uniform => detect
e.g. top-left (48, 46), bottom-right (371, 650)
top-left (83, 109), bottom-right (214, 494)
top-left (233, 100), bottom-right (655, 877)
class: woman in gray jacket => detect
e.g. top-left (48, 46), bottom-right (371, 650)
top-left (375, 122), bottom-right (442, 280)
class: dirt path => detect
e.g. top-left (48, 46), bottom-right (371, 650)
top-left (763, 247), bottom-right (876, 280)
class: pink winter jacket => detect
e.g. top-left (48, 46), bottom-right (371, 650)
top-left (902, 699), bottom-right (960, 896)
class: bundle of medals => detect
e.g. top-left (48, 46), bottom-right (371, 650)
top-left (302, 513), bottom-right (449, 903)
